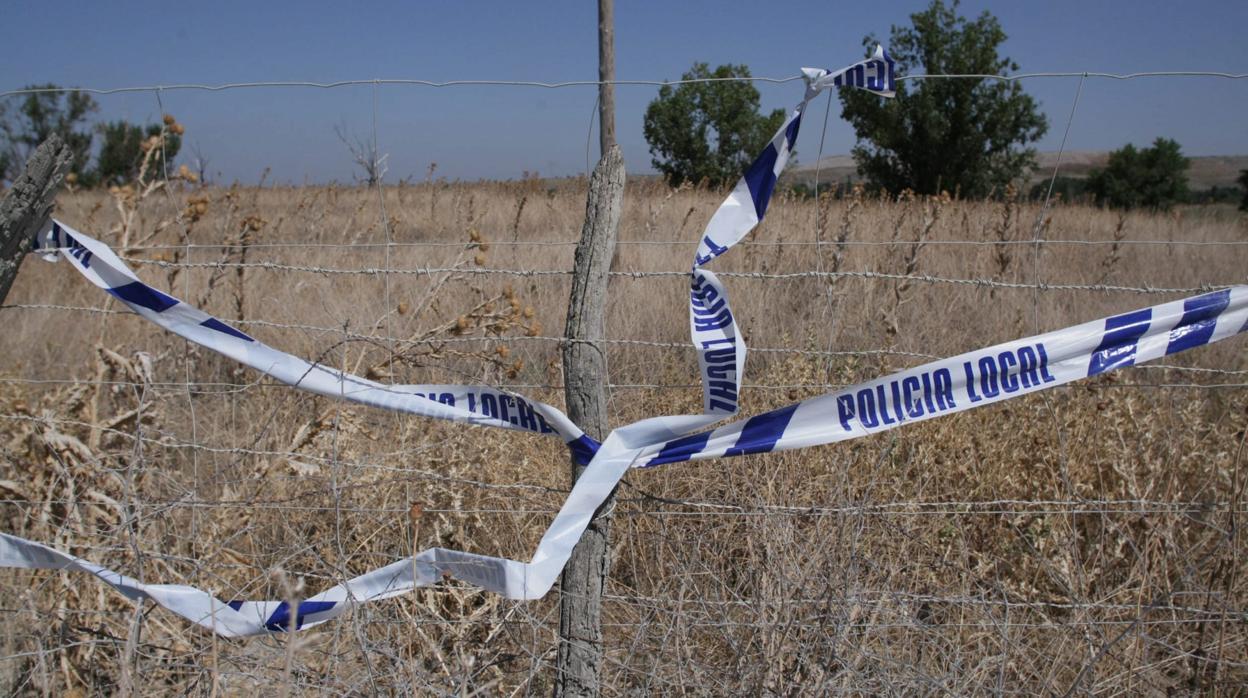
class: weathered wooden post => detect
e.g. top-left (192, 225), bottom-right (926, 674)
top-left (557, 143), bottom-right (623, 696)
top-left (555, 2), bottom-right (621, 694)
top-left (0, 135), bottom-right (73, 305)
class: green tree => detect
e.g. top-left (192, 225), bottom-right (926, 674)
top-left (643, 63), bottom-right (786, 187)
top-left (1238, 169), bottom-right (1248, 212)
top-left (1028, 176), bottom-right (1089, 203)
top-left (1086, 138), bottom-right (1189, 211)
top-left (0, 84), bottom-right (97, 182)
top-left (838, 1), bottom-right (1047, 197)
top-left (94, 119), bottom-right (182, 186)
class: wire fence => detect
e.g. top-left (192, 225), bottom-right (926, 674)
top-left (2, 69), bottom-right (1246, 98)
top-left (0, 69), bottom-right (1245, 695)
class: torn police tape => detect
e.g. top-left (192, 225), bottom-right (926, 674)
top-left (689, 45), bottom-right (895, 418)
top-left (27, 216), bottom-right (603, 463)
top-left (2, 282), bottom-right (1243, 636)
top-left (4, 47), bottom-right (1245, 638)
top-left (639, 285), bottom-right (1247, 465)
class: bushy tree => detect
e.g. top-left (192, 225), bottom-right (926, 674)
top-left (839, 1), bottom-right (1047, 197)
top-left (1086, 138), bottom-right (1189, 211)
top-left (1029, 176), bottom-right (1089, 203)
top-left (1238, 169), bottom-right (1248, 212)
top-left (643, 63), bottom-right (786, 187)
top-left (94, 119), bottom-right (182, 186)
top-left (0, 84), bottom-right (97, 182)
top-left (1187, 185), bottom-right (1241, 206)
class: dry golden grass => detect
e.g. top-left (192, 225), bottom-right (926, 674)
top-left (0, 177), bottom-right (1245, 694)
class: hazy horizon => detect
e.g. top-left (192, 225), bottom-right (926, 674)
top-left (3, 1), bottom-right (1246, 184)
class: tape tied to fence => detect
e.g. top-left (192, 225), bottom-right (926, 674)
top-left (4, 47), bottom-right (1246, 638)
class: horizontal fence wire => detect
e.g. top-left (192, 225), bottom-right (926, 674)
top-left (1, 307), bottom-right (1245, 377)
top-left (2, 498), bottom-right (1247, 518)
top-left (71, 257), bottom-right (1245, 295)
top-left (3, 70), bottom-right (1247, 98)
top-left (0, 593), bottom-right (1239, 617)
top-left (75, 238), bottom-right (1248, 250)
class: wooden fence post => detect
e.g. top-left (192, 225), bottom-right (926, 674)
top-left (0, 135), bottom-right (72, 305)
top-left (556, 142), bottom-right (624, 696)
top-left (555, 1), bottom-right (621, 694)
top-left (596, 0), bottom-right (616, 154)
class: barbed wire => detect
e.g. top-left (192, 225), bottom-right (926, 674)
top-left (1, 592), bottom-right (1239, 618)
top-left (99, 237), bottom-right (1248, 251)
top-left (93, 256), bottom-right (1242, 294)
top-left (0, 378), bottom-right (1242, 396)
top-left (0, 304), bottom-right (939, 357)
top-left (3, 70), bottom-right (1246, 98)
top-left (3, 301), bottom-right (1245, 378)
top-left (2, 497), bottom-right (1244, 518)
top-left (12, 404), bottom-right (1248, 491)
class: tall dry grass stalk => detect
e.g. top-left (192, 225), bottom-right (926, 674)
top-left (0, 177), bottom-right (1244, 694)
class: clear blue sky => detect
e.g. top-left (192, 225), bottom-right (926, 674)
top-left (3, 0), bottom-right (1246, 183)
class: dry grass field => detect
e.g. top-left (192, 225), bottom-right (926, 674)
top-left (0, 176), bottom-right (1245, 694)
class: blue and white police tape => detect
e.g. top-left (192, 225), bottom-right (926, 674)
top-left (0, 427), bottom-right (648, 637)
top-left (642, 286), bottom-right (1248, 465)
top-left (1, 286), bottom-right (1243, 636)
top-left (4, 45), bottom-right (1244, 638)
top-left (688, 45), bottom-right (894, 417)
top-left (31, 219), bottom-right (602, 466)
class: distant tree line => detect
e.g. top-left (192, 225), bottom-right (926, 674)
top-left (645, 1), bottom-right (1048, 198)
top-left (1, 84), bottom-right (184, 187)
top-left (1025, 139), bottom-right (1246, 210)
top-left (1029, 173), bottom-right (1242, 208)
top-left (644, 1), bottom-right (1245, 213)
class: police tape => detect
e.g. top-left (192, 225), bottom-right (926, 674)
top-left (25, 217), bottom-right (605, 461)
top-left (1, 284), bottom-right (1243, 635)
top-left (3, 46), bottom-right (1246, 638)
top-left (688, 45), bottom-right (896, 418)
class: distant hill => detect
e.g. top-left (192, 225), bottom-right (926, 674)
top-left (789, 152), bottom-right (1248, 190)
